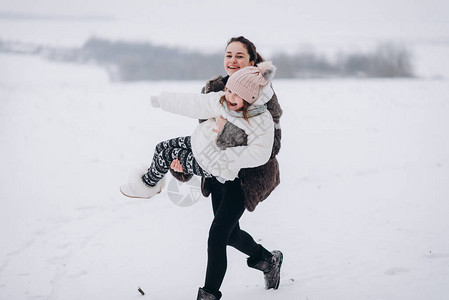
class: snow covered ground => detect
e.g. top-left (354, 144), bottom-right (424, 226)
top-left (1, 53), bottom-right (449, 300)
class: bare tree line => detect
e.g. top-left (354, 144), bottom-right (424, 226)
top-left (0, 37), bottom-right (414, 80)
top-left (273, 44), bottom-right (413, 78)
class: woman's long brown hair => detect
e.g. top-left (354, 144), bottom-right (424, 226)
top-left (226, 36), bottom-right (265, 65)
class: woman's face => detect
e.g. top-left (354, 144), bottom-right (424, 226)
top-left (224, 88), bottom-right (245, 111)
top-left (224, 42), bottom-right (254, 76)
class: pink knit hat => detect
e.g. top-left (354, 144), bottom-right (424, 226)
top-left (225, 61), bottom-right (276, 104)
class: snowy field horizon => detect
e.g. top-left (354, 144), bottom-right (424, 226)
top-left (2, 8), bottom-right (449, 80)
top-left (1, 49), bottom-right (449, 299)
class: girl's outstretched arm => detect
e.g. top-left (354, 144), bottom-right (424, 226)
top-left (152, 91), bottom-right (225, 119)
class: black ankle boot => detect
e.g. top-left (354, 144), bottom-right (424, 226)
top-left (247, 247), bottom-right (283, 290)
top-left (197, 287), bottom-right (222, 300)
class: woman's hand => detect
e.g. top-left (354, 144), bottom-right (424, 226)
top-left (170, 159), bottom-right (183, 173)
top-left (214, 116), bottom-right (228, 133)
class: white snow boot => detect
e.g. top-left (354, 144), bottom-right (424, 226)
top-left (120, 167), bottom-right (165, 199)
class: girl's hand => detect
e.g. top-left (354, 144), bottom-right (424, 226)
top-left (214, 116), bottom-right (227, 133)
top-left (170, 159), bottom-right (183, 173)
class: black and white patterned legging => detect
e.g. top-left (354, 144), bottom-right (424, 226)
top-left (143, 136), bottom-right (211, 186)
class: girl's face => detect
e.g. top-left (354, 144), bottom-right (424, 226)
top-left (224, 42), bottom-right (254, 76)
top-left (224, 88), bottom-right (245, 111)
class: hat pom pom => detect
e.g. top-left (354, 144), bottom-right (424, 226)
top-left (257, 61), bottom-right (276, 81)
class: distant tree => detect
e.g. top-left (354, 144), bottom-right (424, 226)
top-left (341, 43), bottom-right (414, 78)
top-left (79, 38), bottom-right (223, 81)
top-left (272, 52), bottom-right (337, 78)
top-left (369, 43), bottom-right (414, 77)
top-left (342, 53), bottom-right (370, 77)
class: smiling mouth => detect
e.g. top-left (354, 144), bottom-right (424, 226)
top-left (227, 100), bottom-right (237, 107)
top-left (228, 66), bottom-right (239, 70)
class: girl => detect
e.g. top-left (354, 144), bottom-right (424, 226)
top-left (120, 61), bottom-right (276, 201)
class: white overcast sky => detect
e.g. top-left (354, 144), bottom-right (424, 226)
top-left (1, 0), bottom-right (448, 51)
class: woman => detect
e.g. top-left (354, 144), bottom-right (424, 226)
top-left (171, 36), bottom-right (283, 300)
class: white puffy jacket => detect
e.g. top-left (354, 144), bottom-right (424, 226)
top-left (154, 86), bottom-right (274, 181)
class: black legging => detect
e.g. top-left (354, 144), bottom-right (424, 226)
top-left (204, 178), bottom-right (261, 293)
